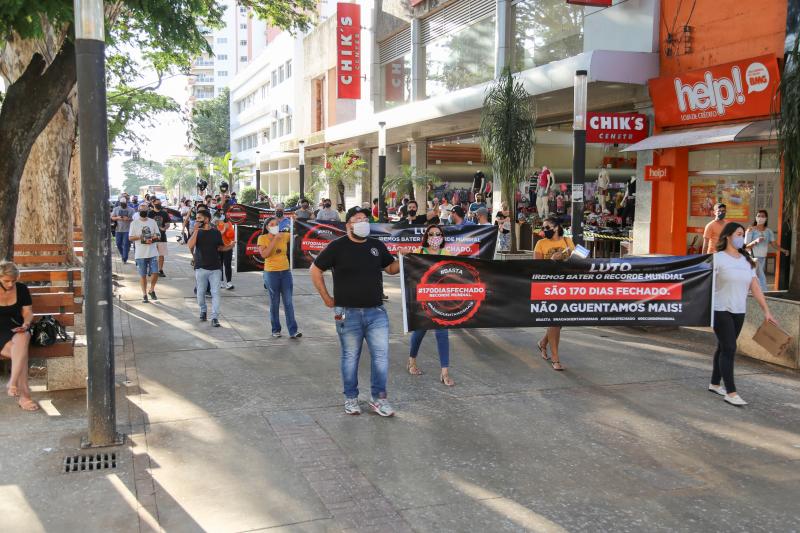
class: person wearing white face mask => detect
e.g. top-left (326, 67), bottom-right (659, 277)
top-left (745, 210), bottom-right (789, 291)
top-left (709, 222), bottom-right (777, 407)
top-left (310, 207), bottom-right (400, 417)
top-left (258, 217), bottom-right (301, 339)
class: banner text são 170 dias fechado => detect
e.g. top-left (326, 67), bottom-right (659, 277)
top-left (401, 254), bottom-right (713, 332)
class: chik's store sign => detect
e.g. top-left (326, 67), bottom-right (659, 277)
top-left (337, 3), bottom-right (361, 100)
top-left (586, 112), bottom-right (648, 144)
top-left (649, 54), bottom-right (780, 127)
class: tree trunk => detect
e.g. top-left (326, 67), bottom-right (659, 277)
top-left (505, 182), bottom-right (518, 253)
top-left (69, 125), bottom-right (83, 226)
top-left (14, 99), bottom-right (78, 264)
top-left (790, 206), bottom-right (800, 297)
top-left (0, 39), bottom-right (77, 260)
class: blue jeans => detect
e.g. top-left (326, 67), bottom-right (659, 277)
top-left (335, 306), bottom-right (389, 399)
top-left (754, 256), bottom-right (768, 291)
top-left (195, 268), bottom-right (222, 319)
top-left (115, 231), bottom-right (130, 262)
top-left (263, 270), bottom-right (298, 336)
top-left (135, 256), bottom-right (158, 278)
top-left (409, 329), bottom-right (450, 368)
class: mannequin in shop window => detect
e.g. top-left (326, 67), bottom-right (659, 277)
top-left (621, 175), bottom-right (636, 223)
top-left (597, 168), bottom-right (610, 212)
top-left (536, 166), bottom-right (554, 218)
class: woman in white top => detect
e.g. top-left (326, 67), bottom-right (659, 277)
top-left (744, 210), bottom-right (789, 291)
top-left (710, 222), bottom-right (776, 406)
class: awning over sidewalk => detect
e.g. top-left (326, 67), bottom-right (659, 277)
top-left (621, 120), bottom-right (776, 152)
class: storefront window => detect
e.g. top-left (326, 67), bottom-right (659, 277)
top-left (686, 146), bottom-right (781, 259)
top-left (424, 15), bottom-right (496, 99)
top-left (380, 53), bottom-right (412, 109)
top-left (511, 0), bottom-right (584, 72)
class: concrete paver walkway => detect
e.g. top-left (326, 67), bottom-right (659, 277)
top-left (2, 232), bottom-right (800, 532)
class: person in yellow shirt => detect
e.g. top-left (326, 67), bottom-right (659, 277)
top-left (533, 215), bottom-right (574, 371)
top-left (257, 217), bottom-right (301, 339)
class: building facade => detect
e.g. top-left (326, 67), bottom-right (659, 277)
top-left (187, 0), bottom-right (272, 105)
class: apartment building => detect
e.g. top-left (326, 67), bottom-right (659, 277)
top-left (187, 0), bottom-right (272, 105)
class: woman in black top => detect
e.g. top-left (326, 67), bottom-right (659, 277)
top-left (0, 261), bottom-right (38, 411)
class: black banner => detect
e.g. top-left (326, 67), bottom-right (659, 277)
top-left (401, 254), bottom-right (713, 331)
top-left (291, 220), bottom-right (498, 269)
top-left (232, 205), bottom-right (298, 272)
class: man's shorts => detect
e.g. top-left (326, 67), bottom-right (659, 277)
top-left (135, 256), bottom-right (159, 277)
top-left (156, 242), bottom-right (168, 256)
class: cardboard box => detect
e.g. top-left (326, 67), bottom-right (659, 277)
top-left (752, 320), bottom-right (794, 359)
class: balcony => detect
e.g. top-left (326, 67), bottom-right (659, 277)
top-left (194, 59), bottom-right (214, 67)
top-left (194, 76), bottom-right (215, 85)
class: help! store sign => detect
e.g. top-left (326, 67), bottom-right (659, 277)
top-left (650, 54), bottom-right (780, 127)
top-left (337, 3), bottom-right (361, 100)
top-left (586, 113), bottom-right (648, 144)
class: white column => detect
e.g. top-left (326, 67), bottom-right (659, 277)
top-left (410, 18), bottom-right (424, 101)
top-left (492, 0), bottom-right (512, 217)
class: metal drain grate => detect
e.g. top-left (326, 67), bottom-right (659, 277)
top-left (63, 453), bottom-right (118, 473)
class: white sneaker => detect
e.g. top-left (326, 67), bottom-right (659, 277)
top-left (368, 397), bottom-right (395, 417)
top-left (219, 281), bottom-right (226, 289)
top-left (225, 282), bottom-right (234, 290)
top-left (344, 398), bottom-right (361, 415)
top-left (724, 394), bottom-right (748, 407)
top-left (708, 384), bottom-right (727, 396)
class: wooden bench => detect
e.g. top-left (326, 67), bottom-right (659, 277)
top-left (73, 228), bottom-right (84, 258)
top-left (15, 268), bottom-right (84, 360)
top-left (13, 244), bottom-right (69, 267)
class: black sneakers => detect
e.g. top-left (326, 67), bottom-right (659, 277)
top-left (199, 312), bottom-right (207, 321)
top-left (211, 319), bottom-right (221, 327)
top-left (148, 291), bottom-right (158, 301)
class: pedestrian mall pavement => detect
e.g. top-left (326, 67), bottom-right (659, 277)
top-left (2, 233), bottom-right (800, 532)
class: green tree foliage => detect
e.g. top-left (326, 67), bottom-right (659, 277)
top-left (212, 151), bottom-right (245, 191)
top-left (284, 192), bottom-right (300, 208)
top-left (162, 158), bottom-right (197, 198)
top-left (383, 165), bottom-right (440, 202)
top-left (239, 186), bottom-right (265, 205)
top-left (311, 150), bottom-right (368, 208)
top-left (121, 158), bottom-right (164, 195)
top-left (774, 37), bottom-right (800, 295)
top-left (191, 88), bottom-right (231, 157)
top-left (480, 69), bottom-right (536, 253)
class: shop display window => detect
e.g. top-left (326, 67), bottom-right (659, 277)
top-left (380, 53), bottom-right (412, 109)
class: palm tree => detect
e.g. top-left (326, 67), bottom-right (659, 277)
top-left (312, 149), bottom-right (368, 207)
top-left (162, 158), bottom-right (197, 199)
top-left (212, 152), bottom-right (245, 192)
top-left (479, 68), bottom-right (536, 253)
top-left (382, 165), bottom-right (441, 203)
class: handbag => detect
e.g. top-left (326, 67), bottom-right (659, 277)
top-left (30, 316), bottom-right (69, 347)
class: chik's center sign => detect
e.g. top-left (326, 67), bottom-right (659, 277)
top-left (649, 54), bottom-right (780, 128)
top-left (337, 3), bottom-right (361, 100)
top-left (586, 112), bottom-right (648, 144)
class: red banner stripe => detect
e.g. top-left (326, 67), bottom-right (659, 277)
top-left (530, 282), bottom-right (683, 301)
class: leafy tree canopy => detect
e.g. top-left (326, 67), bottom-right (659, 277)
top-left (121, 157), bottom-right (164, 195)
top-left (191, 88), bottom-right (231, 157)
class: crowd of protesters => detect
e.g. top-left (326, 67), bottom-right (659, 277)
top-left (3, 182), bottom-right (783, 414)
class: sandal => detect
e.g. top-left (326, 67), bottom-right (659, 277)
top-left (550, 360), bottom-right (564, 371)
top-left (537, 340), bottom-right (550, 361)
top-left (407, 359), bottom-right (424, 375)
top-left (18, 398), bottom-right (39, 411)
top-left (7, 385), bottom-right (18, 397)
top-left (440, 372), bottom-right (455, 387)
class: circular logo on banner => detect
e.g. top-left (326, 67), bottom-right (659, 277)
top-left (245, 229), bottom-right (265, 269)
top-left (416, 260), bottom-right (486, 327)
top-left (300, 223), bottom-right (346, 264)
top-left (227, 205), bottom-right (247, 225)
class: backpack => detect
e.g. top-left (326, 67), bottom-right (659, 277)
top-left (31, 316), bottom-right (69, 347)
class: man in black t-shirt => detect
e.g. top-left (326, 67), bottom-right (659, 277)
top-left (188, 210), bottom-right (232, 327)
top-left (396, 200), bottom-right (427, 226)
top-left (311, 206), bottom-right (400, 417)
top-left (149, 200), bottom-right (169, 277)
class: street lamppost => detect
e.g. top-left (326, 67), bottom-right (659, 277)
top-left (571, 69), bottom-right (588, 247)
top-left (227, 157), bottom-right (233, 192)
top-left (378, 121), bottom-right (387, 222)
top-left (298, 140), bottom-right (306, 201)
top-left (255, 151), bottom-right (261, 200)
top-left (74, 0), bottom-right (123, 447)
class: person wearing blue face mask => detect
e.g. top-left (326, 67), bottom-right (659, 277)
top-left (709, 222), bottom-right (777, 407)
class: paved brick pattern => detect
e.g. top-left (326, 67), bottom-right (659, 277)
top-left (266, 411), bottom-right (414, 533)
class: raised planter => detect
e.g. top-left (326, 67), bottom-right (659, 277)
top-left (738, 292), bottom-right (799, 369)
